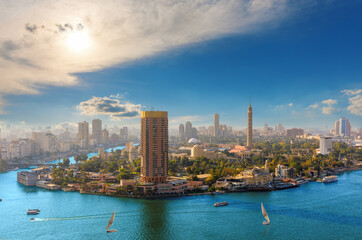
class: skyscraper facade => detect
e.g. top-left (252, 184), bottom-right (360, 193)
top-left (334, 117), bottom-right (351, 137)
top-left (214, 113), bottom-right (219, 137)
top-left (247, 104), bottom-right (252, 147)
top-left (92, 119), bottom-right (102, 144)
top-left (140, 111), bottom-right (168, 184)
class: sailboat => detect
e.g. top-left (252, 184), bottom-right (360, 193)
top-left (261, 203), bottom-right (270, 225)
top-left (106, 211), bottom-right (117, 233)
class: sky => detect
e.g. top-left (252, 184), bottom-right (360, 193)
top-left (0, 0), bottom-right (361, 133)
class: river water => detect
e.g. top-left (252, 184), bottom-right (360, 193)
top-left (0, 147), bottom-right (361, 240)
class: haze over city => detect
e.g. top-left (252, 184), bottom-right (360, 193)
top-left (0, 0), bottom-right (361, 135)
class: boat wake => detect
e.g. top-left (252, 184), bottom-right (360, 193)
top-left (30, 213), bottom-right (111, 222)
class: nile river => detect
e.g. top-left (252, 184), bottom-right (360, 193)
top-left (0, 148), bottom-right (361, 239)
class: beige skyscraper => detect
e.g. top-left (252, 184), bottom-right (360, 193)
top-left (140, 111), bottom-right (168, 184)
top-left (78, 121), bottom-right (89, 147)
top-left (214, 113), bottom-right (219, 137)
top-left (247, 104), bottom-right (252, 147)
top-left (92, 119), bottom-right (102, 144)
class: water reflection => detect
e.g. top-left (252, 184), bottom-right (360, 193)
top-left (137, 199), bottom-right (171, 240)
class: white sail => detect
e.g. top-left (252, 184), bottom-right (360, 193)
top-left (106, 211), bottom-right (116, 230)
top-left (261, 203), bottom-right (270, 223)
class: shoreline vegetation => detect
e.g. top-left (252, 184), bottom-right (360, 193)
top-left (8, 139), bottom-right (362, 199)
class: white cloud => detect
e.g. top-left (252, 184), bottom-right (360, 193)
top-left (288, 103), bottom-right (293, 107)
top-left (321, 99), bottom-right (337, 105)
top-left (20, 121), bottom-right (26, 125)
top-left (341, 89), bottom-right (362, 96)
top-left (275, 102), bottom-right (294, 110)
top-left (307, 103), bottom-right (318, 109)
top-left (0, 0), bottom-right (289, 112)
top-left (321, 106), bottom-right (336, 115)
top-left (78, 95), bottom-right (141, 120)
top-left (347, 94), bottom-right (362, 116)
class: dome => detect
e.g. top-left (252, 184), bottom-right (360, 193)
top-left (188, 138), bottom-right (198, 143)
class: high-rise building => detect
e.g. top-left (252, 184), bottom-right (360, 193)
top-left (78, 121), bottom-right (89, 147)
top-left (120, 127), bottom-right (128, 141)
top-left (92, 119), bottom-right (102, 145)
top-left (247, 104), bottom-right (253, 147)
top-left (320, 137), bottom-right (333, 155)
top-left (140, 111), bottom-right (168, 184)
top-left (334, 120), bottom-right (340, 136)
top-left (185, 121), bottom-right (192, 140)
top-left (339, 117), bottom-right (351, 137)
top-left (102, 129), bottom-right (109, 145)
top-left (179, 124), bottom-right (185, 138)
top-left (214, 113), bottom-right (219, 137)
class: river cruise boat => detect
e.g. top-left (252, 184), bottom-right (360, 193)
top-left (214, 202), bottom-right (228, 207)
top-left (322, 175), bottom-right (338, 183)
top-left (27, 209), bottom-right (40, 215)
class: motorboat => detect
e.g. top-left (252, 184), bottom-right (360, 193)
top-left (214, 202), bottom-right (228, 207)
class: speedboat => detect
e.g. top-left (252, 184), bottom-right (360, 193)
top-left (214, 202), bottom-right (228, 207)
top-left (30, 218), bottom-right (35, 221)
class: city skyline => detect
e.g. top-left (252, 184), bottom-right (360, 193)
top-left (0, 1), bottom-right (361, 131)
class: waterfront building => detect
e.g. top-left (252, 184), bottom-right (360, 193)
top-left (275, 164), bottom-right (296, 178)
top-left (42, 133), bottom-right (57, 153)
top-left (214, 113), bottom-right (219, 137)
top-left (247, 104), bottom-right (253, 147)
top-left (319, 137), bottom-right (333, 155)
top-left (78, 121), bottom-right (89, 147)
top-left (17, 171), bottom-right (37, 186)
top-left (140, 111), bottom-right (168, 184)
top-left (236, 161), bottom-right (272, 185)
top-left (179, 124), bottom-right (185, 138)
top-left (286, 128), bottom-right (304, 138)
top-left (92, 119), bottom-right (102, 145)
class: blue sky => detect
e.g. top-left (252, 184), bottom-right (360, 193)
top-left (0, 0), bottom-right (361, 132)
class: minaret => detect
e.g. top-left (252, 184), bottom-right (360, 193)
top-left (247, 99), bottom-right (252, 148)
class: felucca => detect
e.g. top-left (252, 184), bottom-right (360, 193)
top-left (261, 203), bottom-right (270, 225)
top-left (106, 211), bottom-right (117, 233)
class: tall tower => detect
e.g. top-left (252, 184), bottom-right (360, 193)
top-left (247, 102), bottom-right (253, 147)
top-left (214, 113), bottom-right (219, 137)
top-left (78, 121), bottom-right (89, 147)
top-left (185, 121), bottom-right (192, 139)
top-left (179, 124), bottom-right (185, 138)
top-left (140, 111), bottom-right (168, 184)
top-left (92, 119), bottom-right (102, 144)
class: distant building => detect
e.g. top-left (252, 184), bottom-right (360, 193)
top-left (214, 113), bottom-right (219, 137)
top-left (140, 111), bottom-right (168, 184)
top-left (120, 127), bottom-right (128, 141)
top-left (102, 129), bottom-right (109, 145)
top-left (179, 124), bottom-right (185, 139)
top-left (92, 119), bottom-right (102, 145)
top-left (185, 121), bottom-right (192, 140)
top-left (335, 117), bottom-right (351, 137)
top-left (78, 121), bottom-right (89, 147)
top-left (275, 164), bottom-right (296, 178)
top-left (320, 137), bottom-right (333, 155)
top-left (287, 128), bottom-right (304, 138)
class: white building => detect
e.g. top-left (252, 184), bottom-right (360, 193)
top-left (320, 137), bottom-right (333, 155)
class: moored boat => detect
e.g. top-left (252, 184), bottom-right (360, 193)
top-left (214, 201), bottom-right (228, 207)
top-left (322, 175), bottom-right (338, 183)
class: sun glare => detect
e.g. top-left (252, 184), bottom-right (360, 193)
top-left (66, 31), bottom-right (90, 51)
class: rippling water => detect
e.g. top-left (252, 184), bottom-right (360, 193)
top-left (1, 167), bottom-right (361, 239)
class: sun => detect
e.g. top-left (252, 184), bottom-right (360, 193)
top-left (66, 31), bottom-right (90, 51)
